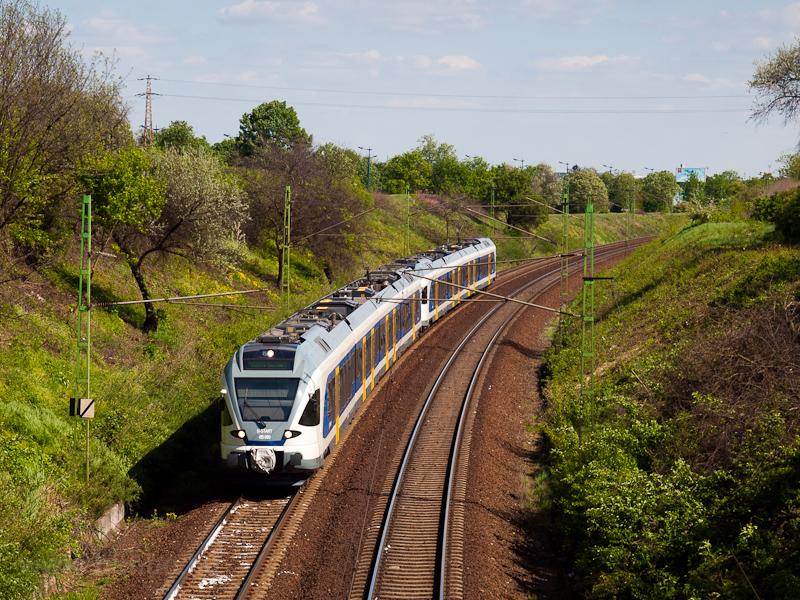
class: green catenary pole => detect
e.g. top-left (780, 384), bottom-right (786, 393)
top-left (490, 181), bottom-right (496, 220)
top-left (405, 184), bottom-right (410, 256)
top-left (579, 203), bottom-right (595, 465)
top-left (75, 195), bottom-right (92, 483)
top-left (559, 179), bottom-right (570, 349)
top-left (282, 186), bottom-right (291, 314)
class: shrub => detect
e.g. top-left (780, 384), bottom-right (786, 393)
top-left (773, 190), bottom-right (800, 243)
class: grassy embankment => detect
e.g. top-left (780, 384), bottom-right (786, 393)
top-left (540, 218), bottom-right (800, 598)
top-left (0, 194), bottom-right (673, 600)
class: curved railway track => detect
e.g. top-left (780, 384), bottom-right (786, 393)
top-left (161, 492), bottom-right (300, 600)
top-left (353, 238), bottom-right (652, 600)
top-left (159, 238), bottom-right (652, 600)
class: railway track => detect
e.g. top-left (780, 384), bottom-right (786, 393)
top-left (158, 238), bottom-right (651, 600)
top-left (161, 492), bottom-right (300, 600)
top-left (349, 238), bottom-right (651, 600)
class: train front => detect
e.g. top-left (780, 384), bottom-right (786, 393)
top-left (220, 338), bottom-right (323, 478)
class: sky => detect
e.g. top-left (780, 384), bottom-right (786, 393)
top-left (53, 0), bottom-right (800, 178)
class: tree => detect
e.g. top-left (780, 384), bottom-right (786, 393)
top-left (600, 171), bottom-right (636, 212)
top-left (530, 163), bottom-right (563, 208)
top-left (704, 171), bottom-right (742, 202)
top-left (153, 120), bottom-right (210, 151)
top-left (681, 172), bottom-right (706, 203)
top-left (357, 154), bottom-right (384, 193)
top-left (415, 135), bottom-right (468, 195)
top-left (86, 147), bottom-right (247, 332)
top-left (383, 151), bottom-right (432, 194)
top-left (565, 169), bottom-right (609, 213)
top-left (463, 155), bottom-right (493, 200)
top-left (778, 152), bottom-right (800, 180)
top-left (639, 171), bottom-right (680, 212)
top-left (750, 40), bottom-right (800, 126)
top-left (0, 0), bottom-right (127, 258)
top-left (237, 100), bottom-right (311, 155)
top-left (241, 142), bottom-right (369, 286)
top-left (492, 164), bottom-right (549, 230)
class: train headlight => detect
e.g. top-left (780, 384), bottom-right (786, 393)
top-left (235, 429), bottom-right (247, 440)
top-left (283, 430), bottom-right (301, 439)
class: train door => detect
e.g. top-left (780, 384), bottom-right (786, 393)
top-left (334, 366), bottom-right (341, 443)
top-left (412, 295), bottom-right (417, 341)
top-left (361, 336), bottom-right (368, 400)
top-left (392, 308), bottom-right (397, 362)
top-left (384, 314), bottom-right (391, 368)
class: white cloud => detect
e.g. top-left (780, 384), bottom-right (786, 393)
top-left (682, 73), bottom-right (710, 83)
top-left (343, 49), bottom-right (384, 64)
top-left (782, 3), bottom-right (800, 26)
top-left (182, 56), bottom-right (206, 65)
top-left (385, 96), bottom-right (475, 110)
top-left (94, 45), bottom-right (145, 57)
top-left (82, 18), bottom-right (167, 44)
top-left (681, 74), bottom-right (737, 89)
top-left (217, 0), bottom-right (323, 24)
top-left (358, 1), bottom-right (488, 34)
top-left (438, 55), bottom-right (481, 71)
top-left (195, 71), bottom-right (265, 84)
top-left (532, 55), bottom-right (610, 71)
top-left (751, 37), bottom-right (774, 50)
top-left (412, 54), bottom-right (481, 74)
top-left (513, 0), bottom-right (616, 24)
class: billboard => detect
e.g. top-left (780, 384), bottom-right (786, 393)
top-left (675, 167), bottom-right (706, 183)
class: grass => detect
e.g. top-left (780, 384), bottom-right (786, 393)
top-left (0, 203), bottom-right (677, 599)
top-left (540, 218), bottom-right (800, 599)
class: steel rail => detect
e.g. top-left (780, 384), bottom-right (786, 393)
top-left (364, 238), bottom-right (651, 599)
top-left (235, 489), bottom-right (302, 599)
top-left (439, 306), bottom-right (509, 599)
top-left (365, 261), bottom-right (565, 599)
top-left (163, 497), bottom-right (240, 600)
top-left (365, 292), bottom-right (500, 599)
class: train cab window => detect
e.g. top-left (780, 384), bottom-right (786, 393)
top-left (235, 378), bottom-right (300, 423)
top-left (299, 389), bottom-right (321, 426)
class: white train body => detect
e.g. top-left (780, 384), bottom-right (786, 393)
top-left (220, 237), bottom-right (496, 478)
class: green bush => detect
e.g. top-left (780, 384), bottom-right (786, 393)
top-left (752, 188), bottom-right (800, 243)
top-left (542, 226), bottom-right (800, 598)
top-left (773, 190), bottom-right (800, 243)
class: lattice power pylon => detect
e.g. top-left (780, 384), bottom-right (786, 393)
top-left (137, 75), bottom-right (160, 146)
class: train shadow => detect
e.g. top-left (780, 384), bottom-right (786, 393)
top-left (128, 399), bottom-right (300, 516)
top-left (127, 399), bottom-right (226, 516)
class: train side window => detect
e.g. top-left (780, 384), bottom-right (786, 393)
top-left (355, 344), bottom-right (362, 389)
top-left (299, 389), bottom-right (321, 426)
top-left (326, 378), bottom-right (335, 427)
top-left (344, 353), bottom-right (355, 406)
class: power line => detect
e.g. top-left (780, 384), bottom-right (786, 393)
top-left (156, 78), bottom-right (749, 101)
top-left (151, 93), bottom-right (747, 114)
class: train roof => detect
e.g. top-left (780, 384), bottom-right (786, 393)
top-left (248, 237), bottom-right (493, 349)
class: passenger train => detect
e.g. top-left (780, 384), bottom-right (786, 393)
top-left (220, 237), bottom-right (496, 479)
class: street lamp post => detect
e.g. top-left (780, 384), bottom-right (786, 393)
top-left (513, 158), bottom-right (525, 169)
top-left (359, 146), bottom-right (373, 191)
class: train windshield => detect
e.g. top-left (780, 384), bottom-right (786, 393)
top-left (234, 378), bottom-right (300, 423)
